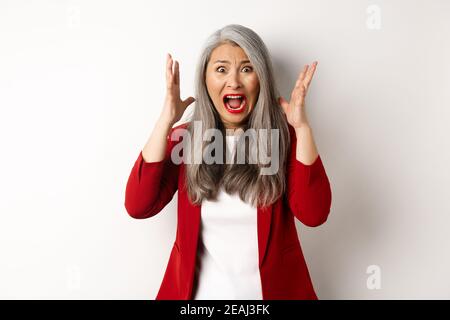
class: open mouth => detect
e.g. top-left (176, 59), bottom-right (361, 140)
top-left (223, 94), bottom-right (247, 114)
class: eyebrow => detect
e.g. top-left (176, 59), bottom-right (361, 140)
top-left (213, 60), bottom-right (251, 64)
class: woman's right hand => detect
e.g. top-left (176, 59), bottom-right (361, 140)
top-left (159, 53), bottom-right (196, 126)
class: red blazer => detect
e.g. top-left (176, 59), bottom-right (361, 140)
top-left (124, 123), bottom-right (332, 300)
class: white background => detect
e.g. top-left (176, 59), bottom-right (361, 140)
top-left (1, 0), bottom-right (449, 299)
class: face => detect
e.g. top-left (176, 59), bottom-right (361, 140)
top-left (205, 43), bottom-right (260, 130)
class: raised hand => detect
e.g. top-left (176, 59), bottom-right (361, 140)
top-left (278, 61), bottom-right (318, 130)
top-left (160, 53), bottom-right (196, 126)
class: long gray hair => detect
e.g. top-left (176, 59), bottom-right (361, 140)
top-left (185, 24), bottom-right (290, 208)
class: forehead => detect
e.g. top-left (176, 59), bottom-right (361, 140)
top-left (209, 43), bottom-right (249, 63)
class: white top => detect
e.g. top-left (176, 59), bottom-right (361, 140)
top-left (192, 135), bottom-right (263, 300)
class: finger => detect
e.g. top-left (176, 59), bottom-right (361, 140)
top-left (295, 65), bottom-right (308, 87)
top-left (174, 60), bottom-right (180, 86)
top-left (293, 73), bottom-right (306, 98)
top-left (166, 53), bottom-right (173, 76)
top-left (166, 53), bottom-right (174, 87)
top-left (300, 64), bottom-right (310, 83)
top-left (303, 61), bottom-right (318, 86)
top-left (291, 83), bottom-right (307, 103)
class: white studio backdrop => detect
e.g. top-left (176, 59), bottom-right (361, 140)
top-left (0, 0), bottom-right (449, 299)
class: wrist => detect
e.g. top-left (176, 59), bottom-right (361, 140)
top-left (157, 114), bottom-right (176, 128)
top-left (294, 124), bottom-right (312, 136)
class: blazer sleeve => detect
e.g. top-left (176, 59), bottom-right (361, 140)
top-left (124, 126), bottom-right (181, 219)
top-left (286, 126), bottom-right (332, 227)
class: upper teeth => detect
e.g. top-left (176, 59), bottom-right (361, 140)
top-left (227, 95), bottom-right (243, 99)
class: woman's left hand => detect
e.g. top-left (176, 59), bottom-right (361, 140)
top-left (278, 61), bottom-right (318, 130)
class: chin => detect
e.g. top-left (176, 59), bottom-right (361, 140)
top-left (223, 114), bottom-right (250, 128)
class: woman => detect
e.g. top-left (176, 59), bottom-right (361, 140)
top-left (125, 24), bottom-right (332, 300)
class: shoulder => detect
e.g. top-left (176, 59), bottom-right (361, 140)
top-left (165, 122), bottom-right (191, 153)
top-left (171, 121), bottom-right (190, 132)
top-left (167, 121), bottom-right (191, 140)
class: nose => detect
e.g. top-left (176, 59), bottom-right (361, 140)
top-left (226, 70), bottom-right (242, 89)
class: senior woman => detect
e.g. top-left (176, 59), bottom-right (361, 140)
top-left (125, 24), bottom-right (332, 300)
